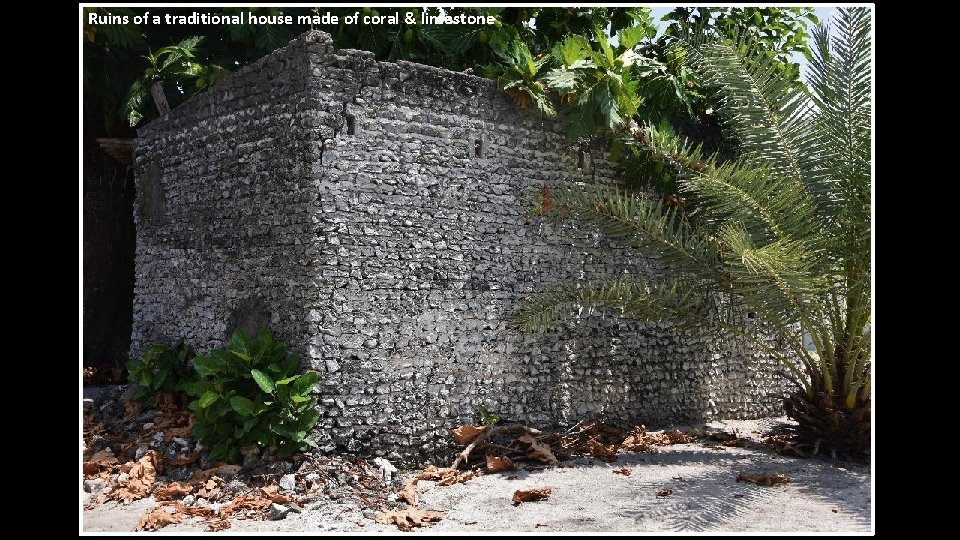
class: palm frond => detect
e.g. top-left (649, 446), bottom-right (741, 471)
top-left (805, 8), bottom-right (872, 269)
top-left (540, 184), bottom-right (718, 275)
top-left (684, 35), bottom-right (811, 187)
top-left (718, 222), bottom-right (822, 329)
top-left (684, 160), bottom-right (820, 247)
top-left (633, 123), bottom-right (820, 248)
top-left (512, 279), bottom-right (711, 333)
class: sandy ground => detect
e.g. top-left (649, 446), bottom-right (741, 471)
top-left (82, 419), bottom-right (872, 533)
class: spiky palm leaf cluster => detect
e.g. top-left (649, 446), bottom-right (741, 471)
top-left (518, 7), bottom-right (872, 452)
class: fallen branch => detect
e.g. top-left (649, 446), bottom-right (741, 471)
top-left (451, 425), bottom-right (534, 469)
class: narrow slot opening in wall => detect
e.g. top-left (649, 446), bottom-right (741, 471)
top-left (474, 135), bottom-right (484, 158)
top-left (577, 149), bottom-right (587, 169)
top-left (346, 114), bottom-right (357, 135)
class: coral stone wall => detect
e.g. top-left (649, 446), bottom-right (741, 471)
top-left (134, 31), bottom-right (789, 462)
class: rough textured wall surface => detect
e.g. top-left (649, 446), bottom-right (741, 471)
top-left (134, 31), bottom-right (789, 463)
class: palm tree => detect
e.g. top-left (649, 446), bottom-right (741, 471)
top-left (516, 7), bottom-right (872, 454)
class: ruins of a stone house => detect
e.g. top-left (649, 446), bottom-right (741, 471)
top-left (132, 31), bottom-right (787, 460)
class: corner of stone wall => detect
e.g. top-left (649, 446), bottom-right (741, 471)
top-left (131, 30), bottom-right (331, 359)
top-left (131, 30), bottom-right (791, 464)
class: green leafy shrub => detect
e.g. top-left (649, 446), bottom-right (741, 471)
top-left (186, 329), bottom-right (319, 463)
top-left (126, 342), bottom-right (195, 406)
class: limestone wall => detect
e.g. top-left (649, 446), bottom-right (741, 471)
top-left (134, 31), bottom-right (789, 462)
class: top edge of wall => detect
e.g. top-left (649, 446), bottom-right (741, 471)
top-left (135, 30), bottom-right (509, 138)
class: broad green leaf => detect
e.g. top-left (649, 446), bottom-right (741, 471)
top-left (192, 355), bottom-right (222, 377)
top-left (197, 391), bottom-right (219, 409)
top-left (594, 28), bottom-right (616, 66)
top-left (552, 34), bottom-right (592, 66)
top-left (293, 409), bottom-right (321, 431)
top-left (266, 363), bottom-right (283, 374)
top-left (251, 369), bottom-right (275, 393)
top-left (191, 421), bottom-right (212, 438)
top-left (275, 375), bottom-right (298, 386)
top-left (280, 354), bottom-right (299, 374)
top-left (269, 419), bottom-right (295, 438)
top-left (211, 441), bottom-right (229, 461)
top-left (229, 395), bottom-right (255, 417)
top-left (543, 69), bottom-right (579, 94)
top-left (234, 417), bottom-right (257, 438)
top-left (153, 369), bottom-right (168, 389)
top-left (292, 371), bottom-right (319, 396)
top-left (230, 330), bottom-right (253, 360)
top-left (618, 25), bottom-right (647, 50)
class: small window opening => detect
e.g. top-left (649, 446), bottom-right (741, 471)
top-left (577, 149), bottom-right (587, 169)
top-left (346, 114), bottom-right (357, 135)
top-left (474, 136), bottom-right (484, 158)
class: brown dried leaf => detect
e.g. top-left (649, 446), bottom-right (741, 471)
top-left (540, 184), bottom-right (554, 213)
top-left (207, 519), bottom-right (232, 532)
top-left (154, 482), bottom-right (193, 501)
top-left (512, 487), bottom-right (552, 505)
top-left (619, 426), bottom-right (695, 453)
top-left (452, 425), bottom-right (484, 446)
top-left (707, 431), bottom-right (742, 447)
top-left (585, 439), bottom-right (618, 462)
top-left (135, 507), bottom-right (182, 531)
top-left (736, 473), bottom-right (790, 486)
top-left (197, 477), bottom-right (222, 500)
top-left (764, 436), bottom-right (808, 458)
top-left (664, 430), bottom-right (694, 444)
top-left (505, 88), bottom-right (531, 110)
top-left (417, 465), bottom-right (480, 486)
top-left (189, 464), bottom-right (242, 484)
top-left (123, 399), bottom-right (143, 422)
top-left (107, 450), bottom-right (162, 503)
top-left (179, 504), bottom-right (216, 518)
top-left (83, 449), bottom-right (118, 477)
top-left (170, 450), bottom-right (199, 467)
top-left (416, 465), bottom-right (447, 481)
top-left (219, 494), bottom-right (271, 516)
top-left (439, 470), bottom-right (480, 486)
top-left (261, 484), bottom-right (294, 505)
top-left (396, 479), bottom-right (420, 506)
top-left (154, 392), bottom-right (177, 412)
top-left (517, 434), bottom-right (557, 465)
top-left (86, 448), bottom-right (117, 464)
top-left (619, 427), bottom-right (663, 453)
top-left (612, 468), bottom-right (632, 476)
top-left (375, 508), bottom-right (445, 531)
top-left (162, 425), bottom-right (194, 441)
top-left (657, 489), bottom-right (673, 497)
top-left (485, 455), bottom-right (515, 473)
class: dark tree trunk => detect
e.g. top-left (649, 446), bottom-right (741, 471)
top-left (150, 80), bottom-right (170, 116)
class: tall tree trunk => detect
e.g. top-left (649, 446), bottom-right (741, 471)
top-left (150, 80), bottom-right (170, 116)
